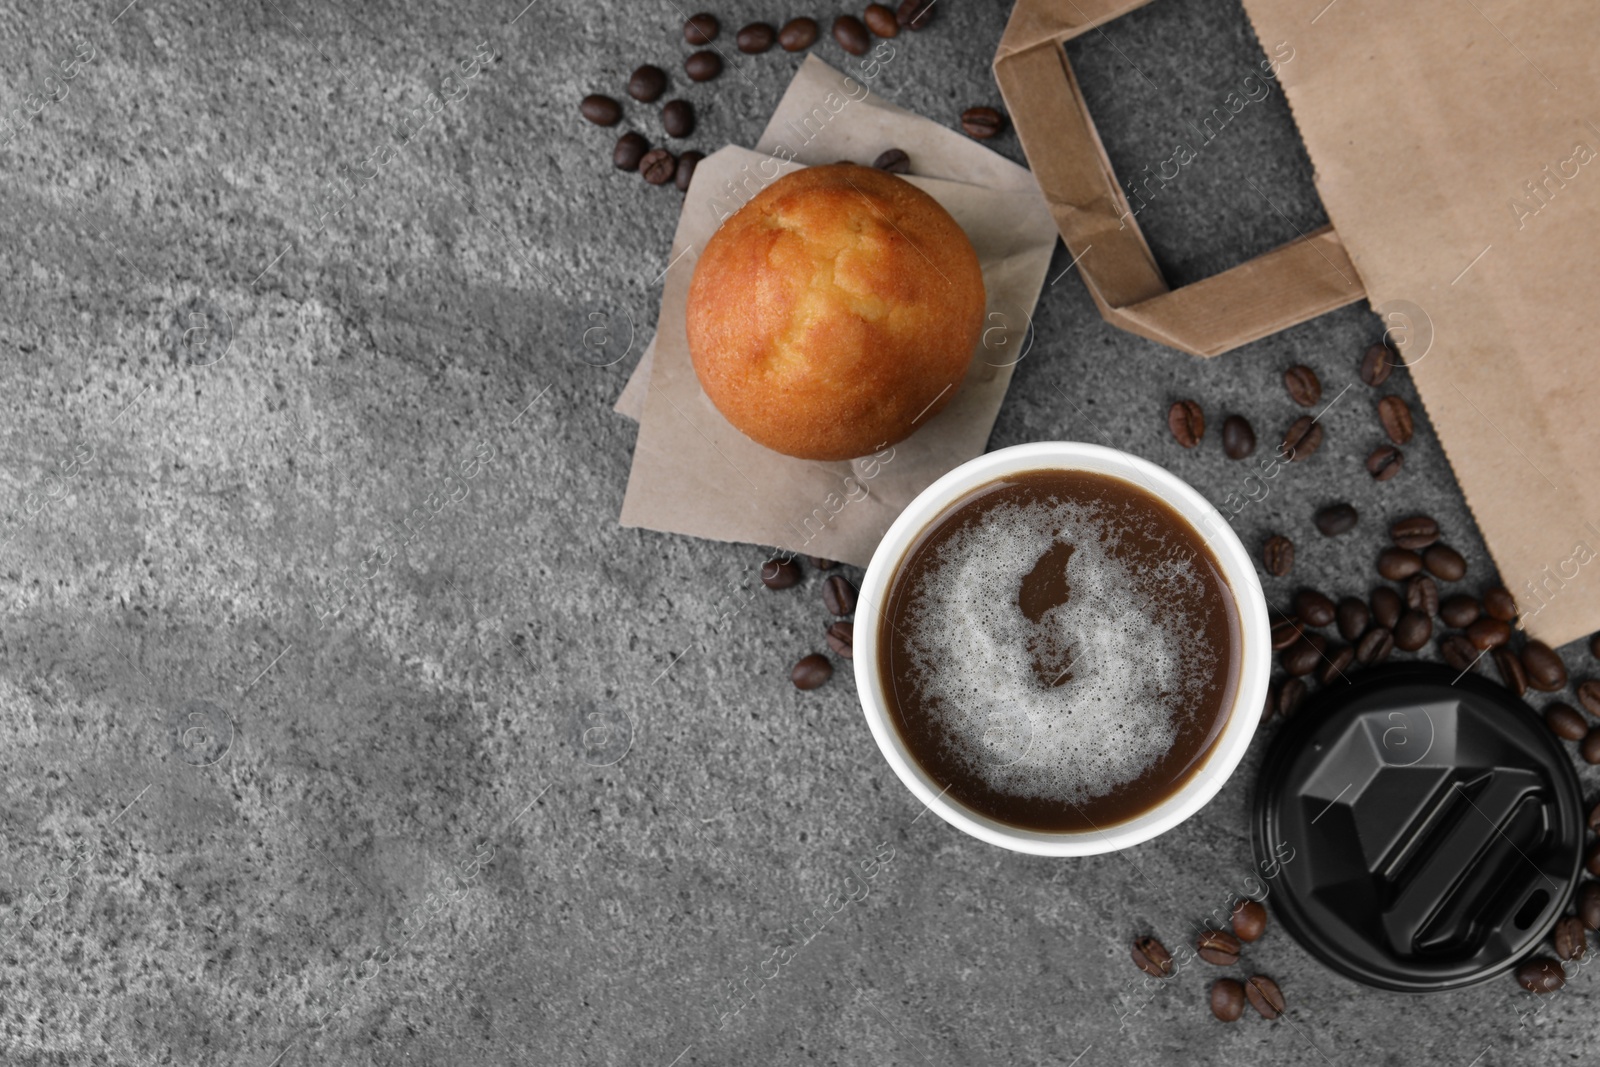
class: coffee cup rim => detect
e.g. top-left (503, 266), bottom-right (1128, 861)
top-left (853, 441), bottom-right (1270, 856)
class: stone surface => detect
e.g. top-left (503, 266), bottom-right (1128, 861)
top-left (1, 0), bottom-right (1596, 1064)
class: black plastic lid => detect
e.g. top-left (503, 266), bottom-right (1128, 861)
top-left (1253, 663), bottom-right (1584, 993)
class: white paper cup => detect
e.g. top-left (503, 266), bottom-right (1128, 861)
top-left (854, 442), bottom-right (1270, 856)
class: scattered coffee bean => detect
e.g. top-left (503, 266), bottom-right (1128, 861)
top-left (1394, 610), bottom-right (1432, 651)
top-left (1282, 635), bottom-right (1324, 677)
top-left (639, 148), bottom-right (677, 185)
top-left (823, 575), bottom-right (858, 616)
top-left (613, 132), bottom-right (650, 171)
top-left (675, 150), bottom-right (705, 192)
top-left (873, 148), bottom-right (911, 173)
top-left (1590, 842), bottom-right (1600, 877)
top-left (833, 14), bottom-right (871, 54)
top-left (685, 50), bottom-right (722, 82)
top-left (1483, 586), bottom-right (1518, 622)
top-left (662, 99), bottom-right (694, 138)
top-left (1210, 978), bottom-right (1246, 1022)
top-left (1580, 883), bottom-right (1600, 930)
top-left (1440, 594), bottom-right (1480, 629)
top-left (825, 621), bottom-right (854, 659)
top-left (1277, 677), bottom-right (1307, 717)
top-left (1318, 644), bottom-right (1354, 686)
top-left (1377, 548), bottom-right (1423, 581)
top-left (1493, 646), bottom-right (1528, 697)
top-left (1294, 589), bottom-right (1336, 627)
top-left (1371, 587), bottom-right (1403, 629)
top-left (1439, 634), bottom-right (1479, 672)
top-left (1522, 641), bottom-right (1568, 692)
top-left (1270, 613), bottom-right (1302, 651)
top-left (1554, 916), bottom-right (1587, 961)
top-left (1282, 416), bottom-right (1324, 461)
top-left (1366, 444), bottom-right (1404, 481)
top-left (791, 653), bottom-right (832, 690)
top-left (1584, 801), bottom-right (1596, 833)
top-left (762, 557), bottom-right (801, 590)
top-left (1262, 535), bottom-right (1295, 577)
top-left (1377, 395), bottom-right (1414, 444)
top-left (684, 12), bottom-right (719, 44)
top-left (1582, 729), bottom-right (1600, 766)
top-left (628, 65), bottom-right (668, 103)
top-left (808, 556), bottom-right (838, 570)
top-left (779, 17), bottom-right (819, 50)
top-left (1222, 415), bottom-right (1257, 459)
top-left (1168, 400), bottom-right (1205, 448)
top-left (1356, 626), bottom-right (1395, 664)
top-left (1260, 680), bottom-right (1279, 726)
top-left (1232, 899), bottom-right (1268, 942)
top-left (897, 0), bottom-right (937, 29)
top-left (1406, 574), bottom-right (1439, 616)
top-left (737, 22), bottom-right (777, 52)
top-left (1361, 342), bottom-right (1395, 386)
top-left (1336, 597), bottom-right (1370, 641)
top-left (961, 106), bottom-right (1005, 139)
top-left (1315, 502), bottom-right (1359, 536)
top-left (581, 93), bottom-right (622, 126)
top-left (864, 3), bottom-right (899, 36)
top-left (1422, 544), bottom-right (1466, 581)
top-left (1284, 365), bottom-right (1322, 407)
top-left (1516, 958), bottom-right (1566, 994)
top-left (1390, 514), bottom-right (1440, 549)
top-left (1578, 680), bottom-right (1600, 717)
top-left (1592, 632), bottom-right (1600, 659)
top-left (1132, 936), bottom-right (1173, 978)
top-left (1244, 976), bottom-right (1285, 1019)
top-left (1467, 617), bottom-right (1512, 651)
top-left (1546, 703), bottom-right (1588, 742)
top-left (1196, 929), bottom-right (1241, 966)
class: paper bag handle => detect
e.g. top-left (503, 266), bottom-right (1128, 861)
top-left (993, 0), bottom-right (1366, 357)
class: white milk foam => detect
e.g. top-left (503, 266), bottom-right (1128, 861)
top-left (900, 496), bottom-right (1217, 804)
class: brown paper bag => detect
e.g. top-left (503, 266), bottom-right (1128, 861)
top-left (993, 0), bottom-right (1600, 648)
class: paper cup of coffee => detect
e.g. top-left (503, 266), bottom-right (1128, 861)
top-left (855, 442), bottom-right (1270, 856)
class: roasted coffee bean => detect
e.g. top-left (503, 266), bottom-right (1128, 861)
top-left (1377, 395), bottom-right (1415, 444)
top-left (1422, 544), bottom-right (1466, 581)
top-left (580, 93), bottom-right (622, 126)
top-left (1394, 610), bottom-right (1432, 651)
top-left (675, 150), bottom-right (705, 191)
top-left (1282, 635), bottom-right (1324, 677)
top-left (1131, 936), bottom-right (1173, 978)
top-left (1554, 916), bottom-right (1587, 962)
top-left (1356, 627), bottom-right (1395, 665)
top-left (737, 22), bottom-right (777, 52)
top-left (1260, 679), bottom-right (1278, 725)
top-left (1579, 883), bottom-right (1600, 930)
top-left (961, 106), bottom-right (1005, 140)
top-left (1592, 632), bottom-right (1600, 659)
top-left (1583, 729), bottom-right (1600, 766)
top-left (1210, 978), bottom-right (1246, 1022)
top-left (779, 17), bottom-right (819, 50)
top-left (628, 65), bottom-right (668, 102)
top-left (1371, 587), bottom-right (1403, 629)
top-left (832, 14), bottom-right (871, 54)
top-left (613, 132), bottom-right (650, 171)
top-left (1578, 680), bottom-right (1600, 717)
top-left (762, 557), bottom-right (801, 590)
top-left (639, 148), bottom-right (677, 185)
top-left (1361, 342), bottom-right (1395, 386)
top-left (808, 556), bottom-right (838, 570)
top-left (1232, 899), bottom-right (1268, 942)
top-left (825, 621), bottom-right (854, 659)
top-left (873, 148), bottom-right (911, 173)
top-left (864, 3), bottom-right (900, 36)
top-left (1439, 634), bottom-right (1479, 671)
top-left (1318, 644), bottom-right (1354, 686)
top-left (1523, 641), bottom-right (1568, 692)
top-left (1390, 514), bottom-right (1440, 549)
top-left (1270, 613), bottom-right (1302, 651)
top-left (661, 99), bottom-right (694, 138)
top-left (1336, 597), bottom-right (1370, 642)
top-left (1284, 364), bottom-right (1322, 407)
top-left (1546, 703), bottom-right (1588, 742)
top-left (791, 653), bottom-right (832, 690)
top-left (1493, 646), bottom-right (1528, 697)
top-left (1294, 589), bottom-right (1336, 627)
top-left (1168, 399), bottom-right (1205, 448)
top-left (1406, 574), bottom-right (1439, 616)
top-left (1262, 535), bottom-right (1295, 577)
top-left (1244, 976), bottom-right (1286, 1019)
top-left (897, 0), bottom-right (937, 29)
top-left (1585, 801), bottom-right (1597, 833)
top-left (1516, 958), bottom-right (1566, 994)
top-left (1440, 594), bottom-right (1480, 629)
top-left (685, 50), bottom-right (722, 82)
top-left (1315, 502), bottom-right (1359, 536)
top-left (1277, 677), bottom-right (1307, 718)
top-left (822, 575), bottom-right (858, 616)
top-left (684, 12), bottom-right (719, 44)
top-left (1222, 414), bottom-right (1257, 459)
top-left (1282, 415), bottom-right (1324, 461)
top-left (1467, 617), bottom-right (1512, 650)
top-left (1590, 842), bottom-right (1600, 877)
top-left (1483, 586), bottom-right (1518, 622)
top-left (1377, 547), bottom-right (1423, 580)
top-left (1366, 444), bottom-right (1404, 481)
top-left (1196, 929), bottom-right (1241, 966)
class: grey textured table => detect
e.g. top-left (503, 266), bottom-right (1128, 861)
top-left (4, 0), bottom-right (1597, 1063)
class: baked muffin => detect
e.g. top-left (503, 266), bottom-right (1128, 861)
top-left (686, 164), bottom-right (986, 461)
